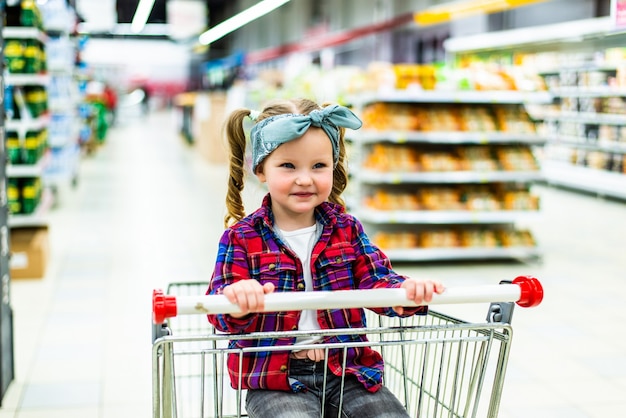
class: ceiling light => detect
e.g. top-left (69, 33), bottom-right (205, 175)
top-left (198, 0), bottom-right (291, 46)
top-left (131, 0), bottom-right (156, 34)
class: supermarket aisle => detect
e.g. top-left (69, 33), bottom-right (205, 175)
top-left (2, 109), bottom-right (233, 418)
top-left (1, 108), bottom-right (625, 417)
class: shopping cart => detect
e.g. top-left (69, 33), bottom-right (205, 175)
top-left (152, 276), bottom-right (543, 418)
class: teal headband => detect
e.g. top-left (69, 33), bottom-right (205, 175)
top-left (250, 104), bottom-right (362, 172)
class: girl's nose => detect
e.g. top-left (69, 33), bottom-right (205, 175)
top-left (295, 172), bottom-right (312, 185)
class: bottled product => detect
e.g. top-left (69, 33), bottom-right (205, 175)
top-left (6, 131), bottom-right (21, 164)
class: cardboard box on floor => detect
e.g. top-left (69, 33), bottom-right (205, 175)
top-left (10, 226), bottom-right (49, 279)
top-left (193, 92), bottom-right (228, 164)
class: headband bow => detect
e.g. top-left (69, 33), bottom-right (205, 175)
top-left (250, 104), bottom-right (362, 172)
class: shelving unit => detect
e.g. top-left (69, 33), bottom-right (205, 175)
top-left (43, 16), bottom-right (81, 200)
top-left (3, 25), bottom-right (50, 227)
top-left (444, 16), bottom-right (626, 201)
top-left (346, 91), bottom-right (549, 262)
top-left (539, 65), bottom-right (626, 200)
top-left (0, 4), bottom-right (15, 404)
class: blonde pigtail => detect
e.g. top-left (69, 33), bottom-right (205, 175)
top-left (329, 126), bottom-right (348, 208)
top-left (224, 109), bottom-right (252, 227)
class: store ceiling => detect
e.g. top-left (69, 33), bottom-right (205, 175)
top-left (75, 0), bottom-right (227, 38)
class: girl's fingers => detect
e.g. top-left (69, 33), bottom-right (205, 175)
top-left (423, 281), bottom-right (434, 303)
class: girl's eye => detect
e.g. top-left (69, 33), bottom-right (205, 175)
top-left (280, 163), bottom-right (295, 169)
top-left (313, 162), bottom-right (328, 169)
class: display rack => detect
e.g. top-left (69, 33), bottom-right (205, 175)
top-left (43, 15), bottom-right (81, 200)
top-left (539, 64), bottom-right (626, 200)
top-left (0, 3), bottom-right (15, 404)
top-left (444, 16), bottom-right (626, 201)
top-left (346, 90), bottom-right (549, 262)
top-left (3, 26), bottom-right (50, 227)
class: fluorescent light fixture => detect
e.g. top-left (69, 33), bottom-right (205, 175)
top-left (199, 0), bottom-right (291, 45)
top-left (131, 0), bottom-right (156, 33)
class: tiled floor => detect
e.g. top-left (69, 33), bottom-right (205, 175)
top-left (1, 109), bottom-right (625, 417)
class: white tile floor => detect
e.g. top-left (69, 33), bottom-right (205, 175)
top-left (2, 109), bottom-right (626, 417)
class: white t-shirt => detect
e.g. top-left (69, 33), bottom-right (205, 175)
top-left (276, 224), bottom-right (322, 345)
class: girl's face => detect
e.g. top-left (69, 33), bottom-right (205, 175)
top-left (256, 127), bottom-right (334, 231)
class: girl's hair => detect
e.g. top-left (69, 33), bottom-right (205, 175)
top-left (223, 98), bottom-right (349, 227)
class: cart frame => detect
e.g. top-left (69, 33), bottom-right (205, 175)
top-left (151, 278), bottom-right (543, 418)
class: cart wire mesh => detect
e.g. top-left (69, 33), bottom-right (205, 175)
top-left (153, 282), bottom-right (515, 418)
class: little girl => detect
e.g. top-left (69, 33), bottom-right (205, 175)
top-left (207, 98), bottom-right (444, 418)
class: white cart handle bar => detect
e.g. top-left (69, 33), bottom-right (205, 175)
top-left (152, 275), bottom-right (543, 324)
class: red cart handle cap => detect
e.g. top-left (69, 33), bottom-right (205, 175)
top-left (513, 276), bottom-right (543, 308)
top-left (153, 289), bottom-right (177, 324)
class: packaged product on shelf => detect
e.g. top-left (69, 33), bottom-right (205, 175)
top-left (457, 145), bottom-right (498, 171)
top-left (419, 230), bottom-right (460, 248)
top-left (419, 150), bottom-right (460, 171)
top-left (24, 39), bottom-right (43, 74)
top-left (392, 64), bottom-right (437, 90)
top-left (460, 230), bottom-right (499, 248)
top-left (496, 146), bottom-right (538, 171)
top-left (4, 0), bottom-right (45, 29)
top-left (458, 106), bottom-right (498, 132)
top-left (372, 231), bottom-right (418, 250)
top-left (419, 106), bottom-right (460, 131)
top-left (498, 229), bottom-right (535, 247)
top-left (494, 106), bottom-right (536, 133)
top-left (4, 39), bottom-right (26, 73)
top-left (461, 185), bottom-right (501, 211)
top-left (589, 151), bottom-right (610, 171)
top-left (24, 86), bottom-right (48, 117)
top-left (501, 189), bottom-right (539, 211)
top-left (418, 187), bottom-right (462, 210)
top-left (6, 131), bottom-right (21, 164)
top-left (7, 179), bottom-right (21, 214)
top-left (361, 103), bottom-right (420, 131)
top-left (469, 65), bottom-right (517, 91)
top-left (20, 177), bottom-right (41, 214)
top-left (23, 130), bottom-right (40, 164)
top-left (365, 189), bottom-right (420, 211)
top-left (363, 144), bottom-right (419, 172)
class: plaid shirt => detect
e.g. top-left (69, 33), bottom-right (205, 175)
top-left (207, 194), bottom-right (427, 393)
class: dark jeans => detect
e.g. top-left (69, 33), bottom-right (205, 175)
top-left (245, 358), bottom-right (410, 418)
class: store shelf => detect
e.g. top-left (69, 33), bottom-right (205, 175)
top-left (355, 208), bottom-right (539, 224)
top-left (551, 87), bottom-right (626, 98)
top-left (349, 90), bottom-right (553, 105)
top-left (348, 92), bottom-right (544, 262)
top-left (545, 135), bottom-right (626, 154)
top-left (356, 169), bottom-right (543, 184)
top-left (5, 114), bottom-right (50, 132)
top-left (542, 161), bottom-right (626, 201)
top-left (444, 16), bottom-right (614, 53)
top-left (381, 246), bottom-right (541, 262)
top-left (4, 24), bottom-right (51, 229)
top-left (350, 130), bottom-right (545, 145)
top-left (4, 73), bottom-right (49, 86)
top-left (544, 111), bottom-right (626, 125)
top-left (443, 15), bottom-right (626, 203)
top-left (6, 157), bottom-right (47, 178)
top-left (2, 27), bottom-right (47, 41)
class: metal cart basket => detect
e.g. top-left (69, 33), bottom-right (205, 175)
top-left (152, 276), bottom-right (543, 418)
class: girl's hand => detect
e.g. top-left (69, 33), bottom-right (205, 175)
top-left (223, 281), bottom-right (275, 318)
top-left (394, 279), bottom-right (445, 315)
